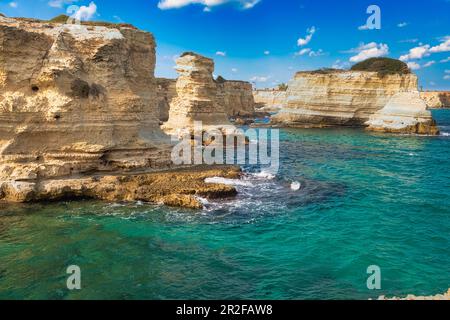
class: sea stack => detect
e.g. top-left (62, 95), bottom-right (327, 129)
top-left (271, 70), bottom-right (418, 127)
top-left (366, 91), bottom-right (440, 135)
top-left (0, 17), bottom-right (238, 208)
top-left (162, 52), bottom-right (233, 136)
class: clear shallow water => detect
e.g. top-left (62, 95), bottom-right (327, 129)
top-left (1, 110), bottom-right (449, 300)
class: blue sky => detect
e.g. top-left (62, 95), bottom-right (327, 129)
top-left (1, 0), bottom-right (449, 89)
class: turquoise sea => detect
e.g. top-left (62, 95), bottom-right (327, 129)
top-left (1, 110), bottom-right (449, 300)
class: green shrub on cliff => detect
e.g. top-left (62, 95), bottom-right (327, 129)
top-left (277, 83), bottom-right (288, 91)
top-left (351, 57), bottom-right (411, 77)
top-left (47, 14), bottom-right (136, 29)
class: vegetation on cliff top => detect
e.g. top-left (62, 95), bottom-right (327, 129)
top-left (48, 14), bottom-right (136, 29)
top-left (351, 57), bottom-right (411, 77)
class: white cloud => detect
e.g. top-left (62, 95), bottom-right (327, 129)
top-left (264, 50), bottom-right (270, 55)
top-left (407, 62), bottom-right (421, 70)
top-left (349, 42), bottom-right (389, 63)
top-left (397, 22), bottom-right (408, 28)
top-left (250, 76), bottom-right (270, 82)
top-left (441, 57), bottom-right (450, 63)
top-left (399, 45), bottom-right (431, 61)
top-left (215, 51), bottom-right (226, 56)
top-left (157, 0), bottom-right (261, 11)
top-left (444, 75), bottom-right (450, 80)
top-left (423, 60), bottom-right (435, 68)
top-left (8, 1), bottom-right (18, 8)
top-left (295, 48), bottom-right (311, 56)
top-left (231, 68), bottom-right (238, 72)
top-left (332, 59), bottom-right (349, 69)
top-left (48, 0), bottom-right (79, 8)
top-left (297, 26), bottom-right (316, 46)
top-left (399, 36), bottom-right (450, 62)
top-left (71, 1), bottom-right (97, 21)
top-left (429, 36), bottom-right (450, 53)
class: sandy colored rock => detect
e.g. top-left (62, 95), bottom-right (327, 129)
top-left (216, 80), bottom-right (255, 117)
top-left (162, 52), bottom-right (233, 136)
top-left (366, 91), bottom-right (439, 135)
top-left (0, 165), bottom-right (241, 209)
top-left (156, 77), bottom-right (177, 122)
top-left (271, 71), bottom-right (418, 127)
top-left (378, 288), bottom-right (450, 300)
top-left (420, 91), bottom-right (450, 109)
top-left (253, 89), bottom-right (287, 112)
top-left (0, 17), bottom-right (241, 208)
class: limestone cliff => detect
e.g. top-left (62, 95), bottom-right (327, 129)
top-left (157, 77), bottom-right (255, 121)
top-left (271, 71), bottom-right (418, 127)
top-left (216, 80), bottom-right (255, 117)
top-left (156, 77), bottom-right (177, 122)
top-left (162, 52), bottom-right (233, 135)
top-left (366, 91), bottom-right (439, 135)
top-left (420, 91), bottom-right (450, 109)
top-left (253, 89), bottom-right (287, 112)
top-left (0, 17), bottom-right (238, 208)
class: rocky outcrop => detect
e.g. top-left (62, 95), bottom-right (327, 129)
top-left (271, 71), bottom-right (418, 127)
top-left (377, 288), bottom-right (450, 300)
top-left (253, 89), bottom-right (287, 112)
top-left (162, 52), bottom-right (233, 135)
top-left (0, 17), bottom-right (239, 208)
top-left (157, 77), bottom-right (255, 121)
top-left (0, 165), bottom-right (240, 209)
top-left (216, 80), bottom-right (255, 117)
top-left (420, 91), bottom-right (450, 109)
top-left (156, 78), bottom-right (177, 122)
top-left (366, 91), bottom-right (439, 135)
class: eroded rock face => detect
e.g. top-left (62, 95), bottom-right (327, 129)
top-left (366, 91), bottom-right (439, 135)
top-left (156, 77), bottom-right (177, 122)
top-left (253, 89), bottom-right (287, 112)
top-left (0, 17), bottom-right (238, 208)
top-left (271, 71), bottom-right (418, 127)
top-left (216, 80), bottom-right (255, 117)
top-left (162, 52), bottom-right (233, 135)
top-left (420, 91), bottom-right (450, 109)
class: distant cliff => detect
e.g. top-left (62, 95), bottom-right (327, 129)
top-left (420, 91), bottom-right (450, 109)
top-left (272, 70), bottom-right (419, 127)
top-left (253, 89), bottom-right (287, 112)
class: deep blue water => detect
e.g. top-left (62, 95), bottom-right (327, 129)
top-left (0, 110), bottom-right (449, 300)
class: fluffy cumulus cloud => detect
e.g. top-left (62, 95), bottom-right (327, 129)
top-left (400, 36), bottom-right (450, 61)
top-left (48, 0), bottom-right (79, 8)
top-left (407, 62), bottom-right (421, 70)
top-left (157, 0), bottom-right (261, 10)
top-left (297, 26), bottom-right (316, 46)
top-left (72, 1), bottom-right (97, 21)
top-left (349, 42), bottom-right (389, 63)
top-left (399, 45), bottom-right (431, 61)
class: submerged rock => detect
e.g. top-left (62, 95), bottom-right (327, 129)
top-left (366, 91), bottom-right (439, 135)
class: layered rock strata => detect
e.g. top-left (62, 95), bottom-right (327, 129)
top-left (156, 78), bottom-right (177, 122)
top-left (366, 91), bottom-right (439, 135)
top-left (253, 89), bottom-right (287, 112)
top-left (162, 53), bottom-right (233, 136)
top-left (216, 80), bottom-right (255, 117)
top-left (271, 71), bottom-right (418, 127)
top-left (0, 17), bottom-right (239, 208)
top-left (420, 91), bottom-right (450, 109)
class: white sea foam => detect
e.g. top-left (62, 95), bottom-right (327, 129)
top-left (251, 170), bottom-right (276, 180)
top-left (204, 177), bottom-right (253, 187)
top-left (291, 181), bottom-right (301, 191)
top-left (441, 132), bottom-right (450, 136)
